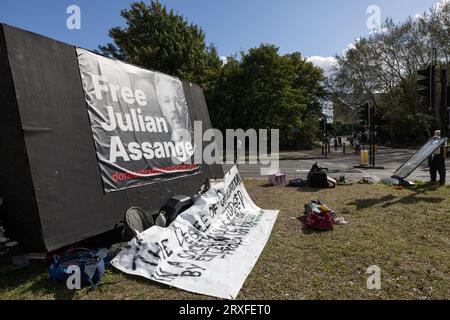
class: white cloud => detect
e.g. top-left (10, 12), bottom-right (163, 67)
top-left (342, 38), bottom-right (361, 55)
top-left (220, 56), bottom-right (228, 66)
top-left (307, 56), bottom-right (337, 77)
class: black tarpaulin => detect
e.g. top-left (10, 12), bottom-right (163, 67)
top-left (0, 23), bottom-right (223, 252)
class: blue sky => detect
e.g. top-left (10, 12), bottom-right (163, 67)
top-left (0, 0), bottom-right (442, 66)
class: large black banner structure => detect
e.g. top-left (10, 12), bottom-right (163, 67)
top-left (0, 24), bottom-right (223, 252)
top-left (78, 49), bottom-right (200, 192)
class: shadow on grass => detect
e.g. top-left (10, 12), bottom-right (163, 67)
top-left (0, 261), bottom-right (76, 300)
top-left (300, 227), bottom-right (333, 235)
top-left (0, 249), bottom-right (197, 300)
top-left (347, 182), bottom-right (445, 210)
top-left (295, 187), bottom-right (322, 193)
top-left (258, 181), bottom-right (324, 192)
top-left (261, 183), bottom-right (276, 188)
top-left (0, 260), bottom-right (171, 300)
top-left (26, 275), bottom-right (77, 300)
top-left (110, 270), bottom-right (208, 300)
top-left (296, 217), bottom-right (332, 235)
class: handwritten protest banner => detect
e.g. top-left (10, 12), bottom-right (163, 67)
top-left (111, 166), bottom-right (278, 299)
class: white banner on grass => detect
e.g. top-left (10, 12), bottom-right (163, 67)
top-left (110, 166), bottom-right (278, 299)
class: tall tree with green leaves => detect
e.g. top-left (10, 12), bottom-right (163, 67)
top-left (331, 1), bottom-right (450, 145)
top-left (99, 1), bottom-right (221, 87)
top-left (100, 1), bottom-right (325, 149)
top-left (208, 45), bottom-right (325, 149)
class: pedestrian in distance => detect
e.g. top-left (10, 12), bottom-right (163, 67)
top-left (429, 130), bottom-right (447, 186)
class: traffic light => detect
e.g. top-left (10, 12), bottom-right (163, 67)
top-left (440, 69), bottom-right (447, 105)
top-left (375, 111), bottom-right (389, 126)
top-left (359, 103), bottom-right (369, 127)
top-left (446, 107), bottom-right (450, 130)
top-left (319, 118), bottom-right (326, 132)
top-left (447, 85), bottom-right (450, 108)
top-left (417, 65), bottom-right (436, 111)
top-left (440, 68), bottom-right (447, 85)
top-left (440, 69), bottom-right (447, 134)
top-left (319, 117), bottom-right (332, 137)
top-left (326, 122), bottom-right (332, 135)
top-left (445, 86), bottom-right (450, 135)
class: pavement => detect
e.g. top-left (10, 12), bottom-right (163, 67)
top-left (224, 146), bottom-right (450, 184)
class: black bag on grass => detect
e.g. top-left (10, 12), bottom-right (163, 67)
top-left (307, 163), bottom-right (329, 188)
top-left (307, 163), bottom-right (336, 188)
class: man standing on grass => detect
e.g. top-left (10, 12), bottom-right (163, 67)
top-left (429, 130), bottom-right (447, 185)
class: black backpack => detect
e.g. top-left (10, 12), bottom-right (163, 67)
top-left (307, 163), bottom-right (335, 188)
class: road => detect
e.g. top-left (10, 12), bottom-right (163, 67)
top-left (224, 146), bottom-right (450, 183)
top-left (0, 146), bottom-right (446, 256)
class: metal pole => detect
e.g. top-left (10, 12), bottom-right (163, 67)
top-left (371, 105), bottom-right (373, 166)
top-left (434, 47), bottom-right (437, 66)
top-left (369, 104), bottom-right (373, 166)
top-left (371, 105), bottom-right (376, 167)
top-left (324, 119), bottom-right (328, 158)
top-left (441, 68), bottom-right (448, 137)
top-left (366, 103), bottom-right (376, 167)
top-left (432, 48), bottom-right (437, 114)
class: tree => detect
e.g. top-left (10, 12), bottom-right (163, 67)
top-left (208, 45), bottom-right (325, 149)
top-left (331, 1), bottom-right (450, 145)
top-left (99, 1), bottom-right (221, 87)
top-left (286, 52), bottom-right (325, 148)
top-left (100, 1), bottom-right (325, 149)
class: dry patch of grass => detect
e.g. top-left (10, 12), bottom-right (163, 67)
top-left (0, 181), bottom-right (449, 300)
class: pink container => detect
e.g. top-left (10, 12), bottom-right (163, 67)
top-left (276, 173), bottom-right (287, 185)
top-left (269, 174), bottom-right (277, 185)
top-left (269, 173), bottom-right (286, 185)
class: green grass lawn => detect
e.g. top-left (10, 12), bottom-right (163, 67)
top-left (0, 181), bottom-right (449, 300)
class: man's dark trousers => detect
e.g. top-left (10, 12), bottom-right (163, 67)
top-left (430, 154), bottom-right (446, 185)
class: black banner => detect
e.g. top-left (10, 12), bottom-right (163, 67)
top-left (77, 49), bottom-right (201, 192)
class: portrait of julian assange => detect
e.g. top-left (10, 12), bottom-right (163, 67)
top-left (154, 72), bottom-right (192, 143)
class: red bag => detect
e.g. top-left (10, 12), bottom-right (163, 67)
top-left (304, 211), bottom-right (334, 230)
